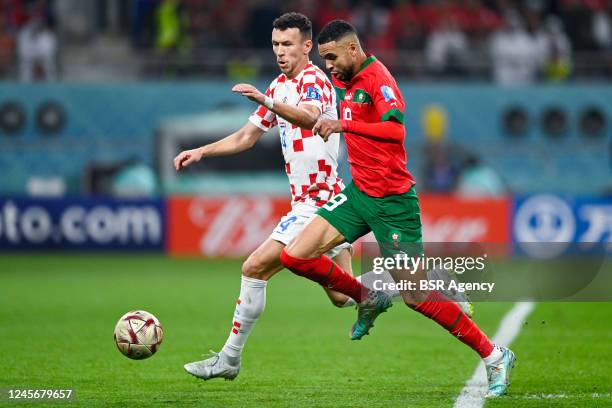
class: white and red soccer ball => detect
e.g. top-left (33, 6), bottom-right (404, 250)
top-left (114, 310), bottom-right (163, 360)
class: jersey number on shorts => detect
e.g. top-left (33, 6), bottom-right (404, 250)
top-left (323, 193), bottom-right (347, 211)
top-left (278, 215), bottom-right (298, 232)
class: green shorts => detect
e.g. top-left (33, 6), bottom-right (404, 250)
top-left (317, 182), bottom-right (423, 255)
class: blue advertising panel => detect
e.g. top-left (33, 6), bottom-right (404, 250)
top-left (513, 195), bottom-right (612, 256)
top-left (0, 197), bottom-right (165, 251)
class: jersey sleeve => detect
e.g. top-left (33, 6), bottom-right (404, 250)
top-left (370, 77), bottom-right (405, 125)
top-left (298, 69), bottom-right (331, 114)
top-left (248, 84), bottom-right (277, 131)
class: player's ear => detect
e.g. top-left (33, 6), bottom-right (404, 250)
top-left (304, 38), bottom-right (313, 54)
top-left (348, 42), bottom-right (358, 58)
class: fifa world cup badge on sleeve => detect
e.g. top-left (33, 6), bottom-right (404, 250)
top-left (380, 85), bottom-right (396, 102)
top-left (306, 86), bottom-right (321, 101)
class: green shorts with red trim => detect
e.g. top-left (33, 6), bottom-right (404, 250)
top-left (316, 182), bottom-right (423, 256)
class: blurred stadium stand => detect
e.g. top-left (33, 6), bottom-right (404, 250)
top-left (0, 0), bottom-right (611, 82)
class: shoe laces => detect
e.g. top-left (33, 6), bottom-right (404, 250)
top-left (201, 350), bottom-right (221, 366)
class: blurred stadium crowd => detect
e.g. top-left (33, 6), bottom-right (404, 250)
top-left (1, 0), bottom-right (611, 82)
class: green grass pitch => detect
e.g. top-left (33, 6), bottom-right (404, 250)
top-left (1, 255), bottom-right (610, 407)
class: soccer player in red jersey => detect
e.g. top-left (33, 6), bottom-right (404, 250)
top-left (279, 20), bottom-right (515, 397)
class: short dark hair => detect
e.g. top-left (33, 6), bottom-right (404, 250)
top-left (317, 20), bottom-right (357, 44)
top-left (272, 12), bottom-right (312, 39)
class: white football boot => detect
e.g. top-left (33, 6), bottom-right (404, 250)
top-left (184, 351), bottom-right (240, 381)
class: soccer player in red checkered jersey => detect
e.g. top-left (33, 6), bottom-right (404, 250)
top-left (175, 12), bottom-right (362, 381)
top-left (279, 20), bottom-right (516, 398)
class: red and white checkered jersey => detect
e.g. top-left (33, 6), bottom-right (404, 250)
top-left (249, 62), bottom-right (344, 207)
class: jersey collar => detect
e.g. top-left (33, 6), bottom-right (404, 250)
top-left (356, 54), bottom-right (377, 75)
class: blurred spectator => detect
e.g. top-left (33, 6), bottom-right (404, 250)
top-left (535, 16), bottom-right (573, 82)
top-left (560, 0), bottom-right (598, 50)
top-left (350, 0), bottom-right (392, 51)
top-left (0, 11), bottom-right (15, 77)
top-left (389, 0), bottom-right (425, 51)
top-left (247, 0), bottom-right (281, 49)
top-left (425, 13), bottom-right (469, 77)
top-left (6, 0), bottom-right (29, 28)
top-left (155, 0), bottom-right (189, 52)
top-left (112, 159), bottom-right (158, 198)
top-left (315, 0), bottom-right (351, 32)
top-left (131, 0), bottom-right (158, 49)
top-left (213, 0), bottom-right (249, 48)
top-left (455, 155), bottom-right (506, 197)
top-left (490, 11), bottom-right (540, 85)
top-left (461, 0), bottom-right (503, 40)
top-left (423, 142), bottom-right (460, 192)
top-left (592, 1), bottom-right (611, 50)
top-left (420, 105), bottom-right (460, 193)
top-left (17, 16), bottom-right (58, 81)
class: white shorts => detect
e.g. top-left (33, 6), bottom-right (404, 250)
top-left (270, 203), bottom-right (352, 259)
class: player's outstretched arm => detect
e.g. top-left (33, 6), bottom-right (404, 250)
top-left (339, 119), bottom-right (405, 143)
top-left (313, 118), bottom-right (404, 143)
top-left (233, 83), bottom-right (320, 130)
top-left (173, 122), bottom-right (264, 171)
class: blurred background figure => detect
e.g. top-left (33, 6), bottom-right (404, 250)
top-left (425, 12), bottom-right (469, 78)
top-left (16, 0), bottom-right (57, 82)
top-left (455, 155), bottom-right (506, 197)
top-left (0, 9), bottom-right (16, 78)
top-left (536, 16), bottom-right (572, 82)
top-left (420, 104), bottom-right (460, 193)
top-left (489, 10), bottom-right (540, 85)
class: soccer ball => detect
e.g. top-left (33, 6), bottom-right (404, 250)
top-left (113, 310), bottom-right (164, 360)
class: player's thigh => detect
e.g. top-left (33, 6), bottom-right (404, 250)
top-left (284, 215), bottom-right (346, 258)
top-left (316, 184), bottom-right (371, 244)
top-left (370, 187), bottom-right (423, 257)
top-left (242, 238), bottom-right (285, 281)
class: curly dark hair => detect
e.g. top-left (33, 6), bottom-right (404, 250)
top-left (317, 19), bottom-right (357, 44)
top-left (272, 12), bottom-right (312, 39)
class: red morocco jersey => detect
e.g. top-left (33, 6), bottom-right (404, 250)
top-left (333, 55), bottom-right (415, 197)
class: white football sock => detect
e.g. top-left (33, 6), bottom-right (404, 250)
top-left (341, 297), bottom-right (357, 307)
top-left (483, 345), bottom-right (504, 365)
top-left (220, 276), bottom-right (267, 363)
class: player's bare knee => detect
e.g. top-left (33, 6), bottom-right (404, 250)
top-left (242, 255), bottom-right (268, 279)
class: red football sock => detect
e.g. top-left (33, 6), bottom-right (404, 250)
top-left (280, 249), bottom-right (368, 303)
top-left (415, 291), bottom-right (494, 358)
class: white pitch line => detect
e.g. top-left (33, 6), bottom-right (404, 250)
top-left (454, 301), bottom-right (535, 408)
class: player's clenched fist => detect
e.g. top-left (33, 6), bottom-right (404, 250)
top-left (313, 119), bottom-right (342, 141)
top-left (174, 147), bottom-right (204, 171)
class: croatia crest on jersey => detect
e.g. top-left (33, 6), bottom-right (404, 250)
top-left (380, 85), bottom-right (396, 102)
